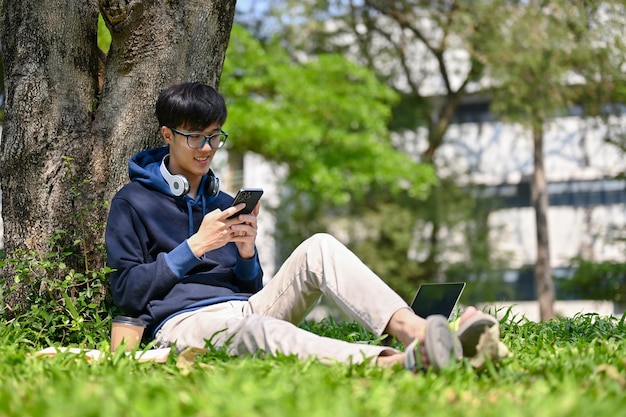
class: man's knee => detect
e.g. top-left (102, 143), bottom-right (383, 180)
top-left (304, 232), bottom-right (344, 252)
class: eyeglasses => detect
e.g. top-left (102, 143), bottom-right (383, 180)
top-left (168, 126), bottom-right (228, 149)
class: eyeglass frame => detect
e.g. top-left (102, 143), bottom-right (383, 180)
top-left (168, 126), bottom-right (228, 149)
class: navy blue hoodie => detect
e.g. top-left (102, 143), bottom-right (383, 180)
top-left (105, 146), bottom-right (264, 338)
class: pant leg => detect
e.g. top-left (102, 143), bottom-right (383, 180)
top-left (247, 233), bottom-right (409, 337)
top-left (155, 301), bottom-right (242, 350)
top-left (155, 301), bottom-right (394, 364)
top-left (157, 233), bottom-right (407, 364)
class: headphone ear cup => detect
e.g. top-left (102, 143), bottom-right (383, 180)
top-left (169, 175), bottom-right (190, 197)
top-left (160, 155), bottom-right (190, 197)
top-left (206, 171), bottom-right (220, 197)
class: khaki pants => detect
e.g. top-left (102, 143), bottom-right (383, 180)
top-left (156, 233), bottom-right (409, 364)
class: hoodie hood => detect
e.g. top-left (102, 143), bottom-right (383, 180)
top-left (128, 146), bottom-right (218, 204)
top-left (129, 146), bottom-right (172, 195)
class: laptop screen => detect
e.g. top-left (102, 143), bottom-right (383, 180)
top-left (410, 282), bottom-right (466, 319)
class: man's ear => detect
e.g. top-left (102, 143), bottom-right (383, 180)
top-left (161, 126), bottom-right (173, 144)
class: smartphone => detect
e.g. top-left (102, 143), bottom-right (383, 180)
top-left (227, 188), bottom-right (264, 219)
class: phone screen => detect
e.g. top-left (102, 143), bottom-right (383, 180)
top-left (410, 282), bottom-right (466, 319)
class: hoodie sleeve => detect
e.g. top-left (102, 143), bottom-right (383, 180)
top-left (163, 240), bottom-right (203, 278)
top-left (105, 196), bottom-right (181, 317)
top-left (233, 251), bottom-right (263, 293)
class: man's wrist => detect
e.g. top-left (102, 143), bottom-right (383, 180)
top-left (187, 235), bottom-right (208, 258)
top-left (238, 248), bottom-right (255, 260)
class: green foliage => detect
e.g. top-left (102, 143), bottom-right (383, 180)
top-left (0, 158), bottom-right (114, 346)
top-left (346, 201), bottom-right (427, 300)
top-left (300, 316), bottom-right (392, 346)
top-left (97, 13), bottom-right (111, 54)
top-left (222, 25), bottom-right (437, 206)
top-left (560, 258), bottom-right (626, 305)
top-left (389, 93), bottom-right (430, 132)
top-left (333, 178), bottom-right (511, 299)
top-left (222, 25), bottom-right (440, 285)
top-left (1, 313), bottom-right (626, 417)
top-left (236, 1), bottom-right (626, 299)
top-left (232, 3), bottom-right (524, 287)
top-left (484, 1), bottom-right (625, 124)
top-left (1, 230), bottom-right (114, 346)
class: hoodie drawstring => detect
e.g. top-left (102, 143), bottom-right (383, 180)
top-left (186, 199), bottom-right (194, 237)
top-left (186, 195), bottom-right (209, 237)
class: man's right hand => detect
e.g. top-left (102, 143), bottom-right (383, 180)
top-left (187, 204), bottom-right (246, 257)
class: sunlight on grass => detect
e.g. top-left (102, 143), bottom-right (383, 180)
top-left (1, 313), bottom-right (625, 417)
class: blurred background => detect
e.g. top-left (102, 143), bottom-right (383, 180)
top-left (1, 0), bottom-right (625, 322)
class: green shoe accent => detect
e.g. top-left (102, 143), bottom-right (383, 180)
top-left (449, 317), bottom-right (462, 333)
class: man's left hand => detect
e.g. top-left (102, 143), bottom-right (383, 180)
top-left (229, 201), bottom-right (261, 259)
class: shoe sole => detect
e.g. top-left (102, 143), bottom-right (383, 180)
top-left (423, 315), bottom-right (459, 372)
top-left (456, 315), bottom-right (499, 357)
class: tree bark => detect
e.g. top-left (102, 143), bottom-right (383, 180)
top-left (1, 0), bottom-right (101, 261)
top-left (532, 123), bottom-right (555, 320)
top-left (96, 0), bottom-right (236, 201)
top-left (0, 0), bottom-right (235, 293)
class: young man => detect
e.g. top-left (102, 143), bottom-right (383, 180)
top-left (105, 82), bottom-right (504, 371)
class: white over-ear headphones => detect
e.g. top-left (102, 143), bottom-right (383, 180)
top-left (160, 154), bottom-right (190, 197)
top-left (160, 154), bottom-right (220, 198)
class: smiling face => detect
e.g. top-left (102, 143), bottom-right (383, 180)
top-left (162, 123), bottom-right (222, 195)
top-left (155, 83), bottom-right (228, 197)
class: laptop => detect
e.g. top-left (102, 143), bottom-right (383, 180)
top-left (410, 282), bottom-right (466, 320)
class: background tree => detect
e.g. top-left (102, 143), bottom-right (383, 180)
top-left (221, 25), bottom-right (435, 205)
top-left (238, 0), bottom-right (513, 298)
top-left (0, 0), bottom-right (236, 313)
top-left (482, 0), bottom-right (626, 319)
top-left (220, 25), bottom-right (437, 281)
top-left (237, 0), bottom-right (626, 316)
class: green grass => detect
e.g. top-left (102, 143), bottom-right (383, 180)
top-left (1, 313), bottom-right (625, 417)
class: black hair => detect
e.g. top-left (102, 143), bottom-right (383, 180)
top-left (155, 82), bottom-right (227, 130)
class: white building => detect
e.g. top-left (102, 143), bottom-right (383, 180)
top-left (433, 101), bottom-right (626, 318)
top-left (440, 108), bottom-right (626, 270)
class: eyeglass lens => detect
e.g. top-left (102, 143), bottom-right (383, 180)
top-left (187, 133), bottom-right (225, 149)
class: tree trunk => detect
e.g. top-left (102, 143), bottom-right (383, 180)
top-left (225, 149), bottom-right (245, 194)
top-left (532, 122), bottom-right (555, 320)
top-left (417, 94), bottom-right (463, 283)
top-left (1, 0), bottom-right (101, 262)
top-left (0, 0), bottom-right (236, 303)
